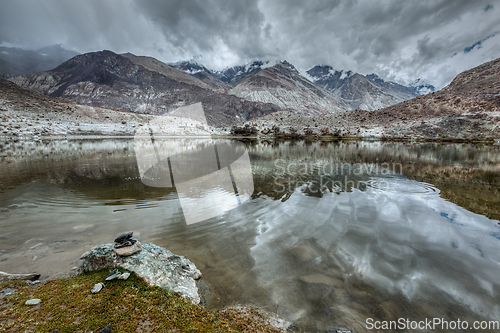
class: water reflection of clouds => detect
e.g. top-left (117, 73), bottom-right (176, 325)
top-left (250, 175), bottom-right (500, 321)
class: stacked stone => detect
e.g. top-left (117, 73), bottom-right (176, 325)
top-left (112, 232), bottom-right (142, 256)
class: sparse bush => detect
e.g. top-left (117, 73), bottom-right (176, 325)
top-left (288, 127), bottom-right (304, 139)
top-left (332, 128), bottom-right (342, 137)
top-left (272, 125), bottom-right (280, 135)
top-left (303, 127), bottom-right (314, 136)
top-left (230, 124), bottom-right (258, 136)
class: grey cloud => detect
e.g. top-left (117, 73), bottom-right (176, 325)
top-left (0, 0), bottom-right (499, 88)
top-left (131, 0), bottom-right (270, 63)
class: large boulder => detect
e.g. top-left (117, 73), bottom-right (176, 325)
top-left (78, 243), bottom-right (202, 304)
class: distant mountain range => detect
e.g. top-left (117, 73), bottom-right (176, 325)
top-left (306, 66), bottom-right (411, 110)
top-left (173, 60), bottom-right (435, 111)
top-left (239, 56), bottom-right (500, 141)
top-left (227, 61), bottom-right (346, 114)
top-left (0, 44), bottom-right (78, 78)
top-left (10, 51), bottom-right (279, 126)
top-left (2, 47), bottom-right (497, 140)
top-left (6, 47), bottom-right (436, 126)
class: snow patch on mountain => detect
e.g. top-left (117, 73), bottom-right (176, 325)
top-left (410, 78), bottom-right (436, 95)
top-left (230, 62), bottom-right (346, 114)
top-left (212, 60), bottom-right (275, 86)
top-left (170, 60), bottom-right (209, 74)
top-left (244, 60), bottom-right (271, 72)
top-left (306, 65), bottom-right (420, 110)
top-left (339, 70), bottom-right (353, 80)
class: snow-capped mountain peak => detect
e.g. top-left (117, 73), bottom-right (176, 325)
top-left (306, 65), bottom-right (426, 110)
top-left (213, 60), bottom-right (274, 86)
top-left (306, 65), bottom-right (355, 82)
top-left (170, 60), bottom-right (210, 75)
top-left (410, 78), bottom-right (436, 95)
top-left (278, 60), bottom-right (298, 73)
top-left (306, 65), bottom-right (337, 82)
top-left (244, 60), bottom-right (272, 72)
top-left (339, 70), bottom-right (353, 80)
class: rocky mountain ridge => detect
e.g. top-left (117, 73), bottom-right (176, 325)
top-left (306, 65), bottom-right (434, 111)
top-left (237, 57), bottom-right (500, 141)
top-left (175, 60), bottom-right (435, 112)
top-left (213, 60), bottom-right (274, 87)
top-left (229, 61), bottom-right (347, 114)
top-left (10, 51), bottom-right (280, 126)
top-left (1, 56), bottom-right (499, 141)
top-left (169, 60), bottom-right (228, 92)
top-left (1, 44), bottom-right (437, 115)
top-left (0, 77), bottom-right (151, 137)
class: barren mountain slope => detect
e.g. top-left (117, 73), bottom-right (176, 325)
top-left (230, 62), bottom-right (346, 114)
top-left (307, 65), bottom-right (424, 111)
top-left (121, 53), bottom-right (215, 91)
top-left (170, 60), bottom-right (229, 92)
top-left (10, 51), bottom-right (280, 126)
top-left (238, 57), bottom-right (500, 140)
top-left (0, 78), bottom-right (151, 137)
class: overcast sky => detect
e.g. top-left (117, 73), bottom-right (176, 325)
top-left (1, 0), bottom-right (499, 88)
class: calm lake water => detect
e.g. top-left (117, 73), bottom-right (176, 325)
top-left (1, 138), bottom-right (500, 332)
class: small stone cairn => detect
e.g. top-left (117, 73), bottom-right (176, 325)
top-left (112, 232), bottom-right (142, 256)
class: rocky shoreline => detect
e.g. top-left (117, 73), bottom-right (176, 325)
top-left (0, 236), bottom-right (293, 332)
top-left (0, 270), bottom-right (292, 332)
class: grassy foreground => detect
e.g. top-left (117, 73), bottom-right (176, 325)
top-left (0, 270), bottom-right (284, 332)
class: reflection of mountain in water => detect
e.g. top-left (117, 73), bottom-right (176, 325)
top-left (247, 140), bottom-right (500, 220)
top-left (2, 139), bottom-right (500, 216)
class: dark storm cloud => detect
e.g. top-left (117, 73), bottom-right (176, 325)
top-left (0, 0), bottom-right (148, 51)
top-left (133, 0), bottom-right (268, 58)
top-left (0, 0), bottom-right (499, 88)
top-left (260, 0), bottom-right (500, 87)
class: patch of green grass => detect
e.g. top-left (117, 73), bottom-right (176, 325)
top-left (0, 270), bottom-right (282, 332)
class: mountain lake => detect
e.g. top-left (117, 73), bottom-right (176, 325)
top-left (0, 138), bottom-right (499, 332)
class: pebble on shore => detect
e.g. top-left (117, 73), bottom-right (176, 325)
top-left (91, 283), bottom-right (105, 294)
top-left (25, 298), bottom-right (41, 305)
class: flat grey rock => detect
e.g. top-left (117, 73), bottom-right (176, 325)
top-left (1, 287), bottom-right (17, 299)
top-left (0, 271), bottom-right (40, 282)
top-left (79, 243), bottom-right (202, 304)
top-left (112, 241), bottom-right (142, 257)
